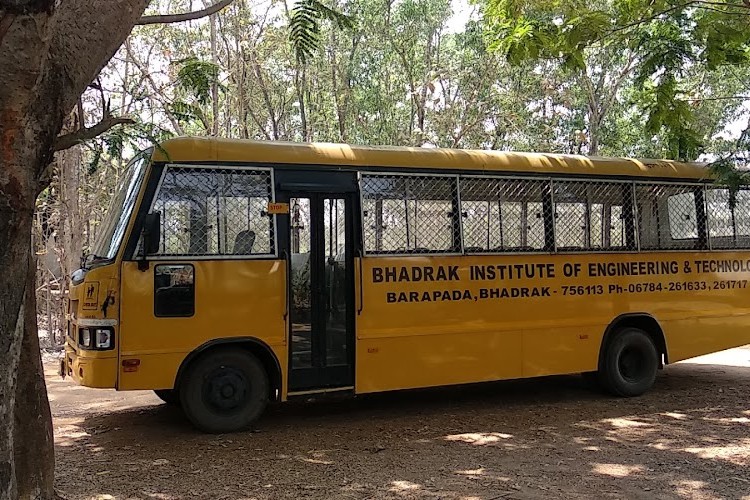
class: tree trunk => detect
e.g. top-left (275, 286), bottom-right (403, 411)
top-left (14, 256), bottom-right (55, 500)
top-left (0, 2), bottom-right (151, 497)
top-left (588, 112), bottom-right (600, 156)
top-left (210, 11), bottom-right (220, 136)
top-left (0, 168), bottom-right (36, 499)
top-left (57, 145), bottom-right (83, 348)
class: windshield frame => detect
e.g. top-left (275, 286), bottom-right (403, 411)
top-left (89, 151), bottom-right (151, 264)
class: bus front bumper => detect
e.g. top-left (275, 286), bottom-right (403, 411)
top-left (62, 344), bottom-right (118, 389)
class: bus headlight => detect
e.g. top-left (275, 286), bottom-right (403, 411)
top-left (95, 328), bottom-right (113, 349)
top-left (78, 327), bottom-right (114, 350)
top-left (79, 328), bottom-right (92, 348)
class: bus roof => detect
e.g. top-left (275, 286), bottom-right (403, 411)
top-left (152, 137), bottom-right (711, 181)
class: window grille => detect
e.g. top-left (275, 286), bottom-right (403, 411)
top-left (459, 177), bottom-right (548, 252)
top-left (552, 180), bottom-right (636, 251)
top-left (635, 183), bottom-right (706, 250)
top-left (361, 174), bottom-right (460, 254)
top-left (706, 187), bottom-right (750, 249)
top-left (151, 166), bottom-right (275, 257)
top-left (358, 171), bottom-right (740, 255)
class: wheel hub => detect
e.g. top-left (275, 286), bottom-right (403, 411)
top-left (619, 347), bottom-right (645, 382)
top-left (203, 368), bottom-right (248, 413)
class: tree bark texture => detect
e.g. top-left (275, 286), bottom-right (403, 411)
top-left (13, 256), bottom-right (54, 500)
top-left (0, 1), bottom-right (150, 498)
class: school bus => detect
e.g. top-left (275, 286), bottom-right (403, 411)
top-left (62, 137), bottom-right (750, 433)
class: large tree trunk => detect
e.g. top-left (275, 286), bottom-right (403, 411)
top-left (0, 2), bottom-right (150, 497)
top-left (0, 161), bottom-right (36, 500)
top-left (14, 256), bottom-right (55, 500)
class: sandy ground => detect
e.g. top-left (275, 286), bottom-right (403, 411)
top-left (49, 347), bottom-right (750, 500)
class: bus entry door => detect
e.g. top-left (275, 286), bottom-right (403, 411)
top-left (281, 189), bottom-right (355, 392)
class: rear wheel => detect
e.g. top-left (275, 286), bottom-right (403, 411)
top-left (154, 389), bottom-right (180, 406)
top-left (180, 349), bottom-right (269, 433)
top-left (599, 327), bottom-right (659, 397)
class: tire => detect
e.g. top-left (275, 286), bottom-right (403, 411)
top-left (154, 389), bottom-right (180, 406)
top-left (180, 348), bottom-right (269, 433)
top-left (599, 327), bottom-right (659, 397)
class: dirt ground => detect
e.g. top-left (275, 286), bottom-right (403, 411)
top-left (49, 348), bottom-right (750, 500)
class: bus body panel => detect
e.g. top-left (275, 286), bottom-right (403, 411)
top-left (118, 260), bottom-right (287, 391)
top-left (355, 253), bottom-right (750, 394)
top-left (664, 316), bottom-right (750, 363)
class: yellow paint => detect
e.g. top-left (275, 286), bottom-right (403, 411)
top-left (62, 137), bottom-right (750, 404)
top-left (355, 253), bottom-right (750, 393)
top-left (118, 260), bottom-right (287, 391)
top-left (151, 137), bottom-right (710, 181)
top-left (64, 345), bottom-right (118, 388)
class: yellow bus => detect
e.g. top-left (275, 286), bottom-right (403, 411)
top-left (62, 137), bottom-right (750, 433)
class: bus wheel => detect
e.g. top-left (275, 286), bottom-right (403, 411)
top-left (180, 349), bottom-right (269, 433)
top-left (600, 327), bottom-right (658, 397)
top-left (154, 389), bottom-right (180, 406)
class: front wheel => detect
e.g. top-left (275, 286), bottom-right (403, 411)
top-left (180, 349), bottom-right (269, 433)
top-left (599, 327), bottom-right (659, 397)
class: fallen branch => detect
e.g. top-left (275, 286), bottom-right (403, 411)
top-left (136, 0), bottom-right (234, 25)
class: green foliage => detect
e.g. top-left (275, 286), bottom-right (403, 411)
top-left (170, 100), bottom-right (208, 129)
top-left (103, 0), bottom-right (747, 168)
top-left (482, 0), bottom-right (750, 161)
top-left (710, 124), bottom-right (750, 196)
top-left (174, 57), bottom-right (224, 105)
top-left (290, 0), bottom-right (354, 63)
top-left (85, 119), bottom-right (175, 175)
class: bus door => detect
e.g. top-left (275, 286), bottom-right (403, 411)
top-left (276, 171), bottom-right (357, 392)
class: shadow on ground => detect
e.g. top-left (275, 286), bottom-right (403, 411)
top-left (51, 353), bottom-right (750, 500)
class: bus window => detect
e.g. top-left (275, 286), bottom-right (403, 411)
top-left (154, 264), bottom-right (195, 317)
top-left (361, 174), bottom-right (459, 254)
top-left (158, 199), bottom-right (192, 254)
top-left (552, 180), bottom-right (634, 251)
top-left (706, 188), bottom-right (734, 248)
top-left (458, 177), bottom-right (547, 252)
top-left (706, 188), bottom-right (750, 249)
top-left (635, 183), bottom-right (706, 250)
top-left (150, 166), bottom-right (274, 257)
top-left (667, 192), bottom-right (699, 240)
top-left (458, 177), bottom-right (502, 252)
top-left (609, 204), bottom-right (626, 247)
top-left (735, 190), bottom-right (750, 242)
top-left (500, 202), bottom-right (523, 248)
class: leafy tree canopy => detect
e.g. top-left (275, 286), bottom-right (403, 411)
top-left (482, 0), bottom-right (750, 162)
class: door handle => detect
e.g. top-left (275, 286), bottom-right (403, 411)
top-left (282, 250), bottom-right (290, 321)
top-left (356, 249), bottom-right (364, 315)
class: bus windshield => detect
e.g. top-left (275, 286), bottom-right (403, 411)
top-left (89, 152), bottom-right (150, 261)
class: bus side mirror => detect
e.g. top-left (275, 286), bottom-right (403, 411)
top-left (139, 212), bottom-right (161, 271)
top-left (144, 212), bottom-right (161, 255)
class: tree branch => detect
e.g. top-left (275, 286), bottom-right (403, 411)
top-left (591, 2), bottom-right (696, 45)
top-left (54, 116), bottom-right (134, 152)
top-left (136, 0), bottom-right (235, 25)
top-left (694, 0), bottom-right (750, 10)
top-left (684, 95), bottom-right (750, 101)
